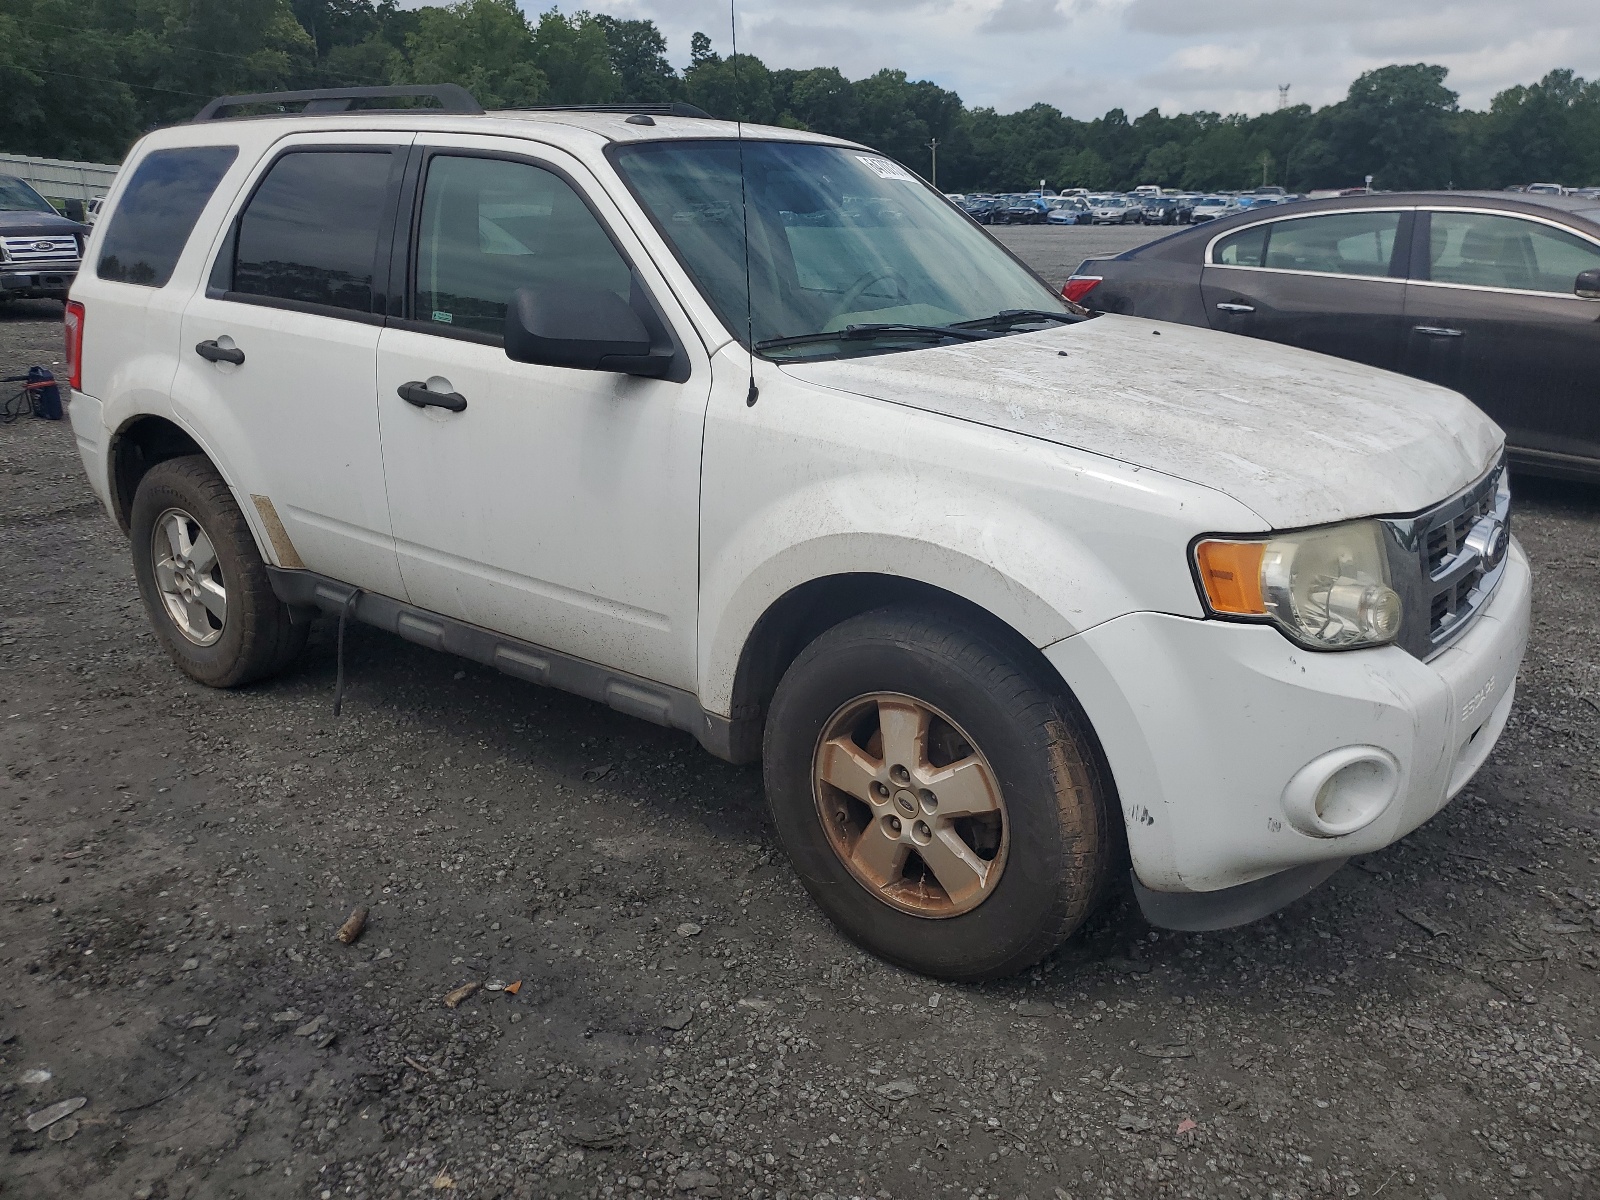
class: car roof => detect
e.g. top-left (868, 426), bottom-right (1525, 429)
top-left (130, 107), bottom-right (861, 163)
top-left (1122, 189), bottom-right (1600, 261)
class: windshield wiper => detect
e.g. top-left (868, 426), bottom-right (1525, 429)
top-left (755, 323), bottom-right (995, 352)
top-left (950, 309), bottom-right (1081, 331)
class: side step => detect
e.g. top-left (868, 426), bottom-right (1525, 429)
top-left (267, 569), bottom-right (748, 762)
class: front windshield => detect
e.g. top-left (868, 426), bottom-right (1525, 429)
top-left (612, 140), bottom-right (1068, 359)
top-left (0, 175), bottom-right (56, 214)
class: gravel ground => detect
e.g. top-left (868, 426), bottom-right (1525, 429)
top-left (992, 224), bottom-right (1173, 286)
top-left (1, 270), bottom-right (1597, 1200)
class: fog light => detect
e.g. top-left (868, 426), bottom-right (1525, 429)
top-left (1281, 746), bottom-right (1400, 838)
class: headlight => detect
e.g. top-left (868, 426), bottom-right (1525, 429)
top-left (1193, 520), bottom-right (1402, 650)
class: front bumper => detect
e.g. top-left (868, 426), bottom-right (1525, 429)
top-left (1046, 539), bottom-right (1531, 920)
top-left (1, 263), bottom-right (78, 297)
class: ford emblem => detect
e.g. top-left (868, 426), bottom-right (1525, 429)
top-left (1463, 513), bottom-right (1508, 571)
top-left (33, 240), bottom-right (55, 253)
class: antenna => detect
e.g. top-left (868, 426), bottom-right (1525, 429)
top-left (1277, 84), bottom-right (1291, 111)
top-left (732, 1), bottom-right (758, 407)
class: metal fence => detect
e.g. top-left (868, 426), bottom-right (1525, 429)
top-left (0, 153), bottom-right (121, 203)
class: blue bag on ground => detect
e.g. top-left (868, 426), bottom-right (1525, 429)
top-left (28, 367), bottom-right (62, 420)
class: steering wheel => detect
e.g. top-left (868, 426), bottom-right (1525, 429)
top-left (830, 270), bottom-right (908, 323)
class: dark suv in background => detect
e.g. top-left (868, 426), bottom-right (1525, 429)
top-left (0, 173), bottom-right (87, 304)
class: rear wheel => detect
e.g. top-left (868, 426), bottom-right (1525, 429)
top-left (130, 455), bottom-right (307, 688)
top-left (763, 607), bottom-right (1116, 981)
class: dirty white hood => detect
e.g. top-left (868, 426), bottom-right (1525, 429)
top-left (781, 315), bottom-right (1503, 528)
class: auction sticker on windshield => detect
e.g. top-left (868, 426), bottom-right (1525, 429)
top-left (856, 155), bottom-right (915, 181)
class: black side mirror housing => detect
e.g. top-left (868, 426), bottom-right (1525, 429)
top-left (1576, 268), bottom-right (1600, 300)
top-left (63, 198), bottom-right (86, 223)
top-left (503, 284), bottom-right (673, 377)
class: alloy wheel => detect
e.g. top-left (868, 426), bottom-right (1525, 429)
top-left (811, 692), bottom-right (1009, 918)
top-left (151, 507), bottom-right (226, 646)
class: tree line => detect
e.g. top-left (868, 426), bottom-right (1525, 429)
top-left (3, 0), bottom-right (1598, 193)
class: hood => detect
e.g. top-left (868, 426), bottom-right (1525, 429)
top-left (0, 209), bottom-right (88, 238)
top-left (780, 315), bottom-right (1502, 528)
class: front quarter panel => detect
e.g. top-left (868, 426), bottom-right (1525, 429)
top-left (696, 345), bottom-right (1262, 716)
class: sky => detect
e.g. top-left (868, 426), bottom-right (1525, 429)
top-left (519, 0), bottom-right (1600, 120)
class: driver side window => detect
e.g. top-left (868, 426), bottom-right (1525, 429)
top-left (413, 155), bottom-right (632, 338)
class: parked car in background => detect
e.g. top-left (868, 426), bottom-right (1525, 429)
top-left (1067, 191), bottom-right (1600, 481)
top-left (994, 196), bottom-right (1050, 225)
top-left (958, 196), bottom-right (1000, 225)
top-left (1138, 196), bottom-right (1183, 225)
top-left (1189, 196), bottom-right (1233, 223)
top-left (1045, 196), bottom-right (1092, 225)
top-left (1087, 195), bottom-right (1140, 225)
top-left (1525, 184), bottom-right (1566, 196)
top-left (0, 173), bottom-right (87, 304)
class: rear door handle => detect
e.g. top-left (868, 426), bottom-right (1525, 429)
top-left (195, 340), bottom-right (244, 365)
top-left (1216, 303), bottom-right (1255, 314)
top-left (1413, 326), bottom-right (1463, 337)
top-left (398, 381), bottom-right (467, 412)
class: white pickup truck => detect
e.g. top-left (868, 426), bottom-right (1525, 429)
top-left (65, 87), bottom-right (1529, 980)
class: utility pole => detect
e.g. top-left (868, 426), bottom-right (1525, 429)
top-left (928, 138), bottom-right (939, 189)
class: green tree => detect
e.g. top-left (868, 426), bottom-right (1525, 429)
top-left (1315, 64), bottom-right (1460, 190)
top-left (530, 9), bottom-right (619, 104)
top-left (592, 14), bottom-right (678, 103)
top-left (684, 53), bottom-right (775, 123)
top-left (400, 0), bottom-right (546, 109)
top-left (1140, 141), bottom-right (1186, 186)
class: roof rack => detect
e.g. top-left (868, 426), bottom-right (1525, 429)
top-left (518, 102), bottom-right (714, 120)
top-left (192, 84), bottom-right (483, 123)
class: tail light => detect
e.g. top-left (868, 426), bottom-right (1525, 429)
top-left (1062, 276), bottom-right (1102, 304)
top-left (64, 300), bottom-right (85, 391)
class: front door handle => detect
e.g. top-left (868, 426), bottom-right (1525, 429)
top-left (1216, 303), bottom-right (1255, 314)
top-left (195, 340), bottom-right (245, 365)
top-left (1413, 326), bottom-right (1464, 337)
top-left (398, 381), bottom-right (467, 412)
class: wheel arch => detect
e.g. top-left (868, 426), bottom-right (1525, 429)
top-left (108, 413), bottom-right (207, 533)
top-left (717, 572), bottom-right (1097, 767)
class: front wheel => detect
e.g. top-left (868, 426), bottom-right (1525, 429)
top-left (763, 608), bottom-right (1116, 981)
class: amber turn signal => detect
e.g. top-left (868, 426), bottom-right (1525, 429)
top-left (1195, 540), bottom-right (1266, 615)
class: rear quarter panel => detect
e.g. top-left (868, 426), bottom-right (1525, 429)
top-left (1079, 255), bottom-right (1207, 324)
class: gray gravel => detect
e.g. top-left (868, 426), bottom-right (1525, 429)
top-left (1, 281), bottom-right (1597, 1200)
top-left (992, 225), bottom-right (1174, 286)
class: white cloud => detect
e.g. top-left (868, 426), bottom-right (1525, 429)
top-left (518, 0), bottom-right (1600, 118)
top-left (979, 0), bottom-right (1066, 35)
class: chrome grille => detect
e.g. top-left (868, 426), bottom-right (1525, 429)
top-left (1382, 458), bottom-right (1511, 661)
top-left (1, 235), bottom-right (80, 264)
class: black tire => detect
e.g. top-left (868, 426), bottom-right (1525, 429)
top-left (130, 455), bottom-right (307, 688)
top-left (763, 607), bottom-right (1117, 981)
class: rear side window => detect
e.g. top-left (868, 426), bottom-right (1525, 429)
top-left (232, 150), bottom-right (394, 313)
top-left (412, 155), bottom-right (631, 337)
top-left (1214, 224), bottom-right (1268, 267)
top-left (97, 146), bottom-right (238, 287)
top-left (1426, 211), bottom-right (1600, 293)
top-left (1261, 211), bottom-right (1400, 277)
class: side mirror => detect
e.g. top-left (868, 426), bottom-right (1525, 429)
top-left (503, 284), bottom-right (672, 377)
top-left (63, 198), bottom-right (86, 223)
top-left (1576, 269), bottom-right (1600, 300)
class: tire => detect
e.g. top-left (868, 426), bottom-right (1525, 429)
top-left (763, 607), bottom-right (1117, 981)
top-left (130, 455), bottom-right (308, 688)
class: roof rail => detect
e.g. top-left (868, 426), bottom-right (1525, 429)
top-left (518, 102), bottom-right (714, 120)
top-left (192, 84), bottom-right (483, 123)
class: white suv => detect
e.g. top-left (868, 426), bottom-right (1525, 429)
top-left (66, 87), bottom-right (1530, 980)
